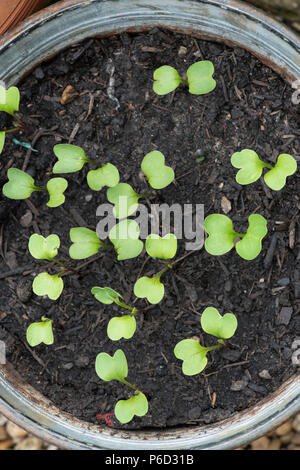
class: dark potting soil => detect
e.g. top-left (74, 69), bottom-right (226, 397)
top-left (0, 30), bottom-right (300, 430)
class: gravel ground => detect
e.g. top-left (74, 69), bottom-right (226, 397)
top-left (0, 412), bottom-right (299, 450)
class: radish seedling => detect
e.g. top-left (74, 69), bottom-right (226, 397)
top-left (0, 85), bottom-right (23, 154)
top-left (2, 168), bottom-right (68, 208)
top-left (26, 317), bottom-right (54, 347)
top-left (69, 227), bottom-right (108, 259)
top-left (231, 149), bottom-right (297, 191)
top-left (141, 151), bottom-right (174, 189)
top-left (91, 286), bottom-right (138, 340)
top-left (134, 234), bottom-right (177, 304)
top-left (153, 61), bottom-right (216, 96)
top-left (109, 220), bottom-right (143, 261)
top-left (95, 349), bottom-right (148, 424)
top-left (204, 213), bottom-right (267, 260)
top-left (174, 307), bottom-right (237, 375)
top-left (53, 144), bottom-right (119, 191)
top-left (28, 234), bottom-right (67, 300)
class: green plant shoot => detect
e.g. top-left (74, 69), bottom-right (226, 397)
top-left (134, 275), bottom-right (165, 304)
top-left (109, 220), bottom-right (143, 261)
top-left (175, 307), bottom-right (238, 375)
top-left (32, 272), bottom-right (64, 300)
top-left (231, 149), bottom-right (297, 191)
top-left (2, 168), bottom-right (40, 200)
top-left (204, 213), bottom-right (267, 260)
top-left (153, 61), bottom-right (216, 96)
top-left (145, 233), bottom-right (177, 260)
top-left (46, 177), bottom-right (68, 207)
top-left (0, 85), bottom-right (20, 117)
top-left (95, 349), bottom-right (148, 423)
top-left (69, 227), bottom-right (106, 259)
top-left (26, 317), bottom-right (54, 347)
top-left (28, 234), bottom-right (60, 260)
top-left (201, 307), bottom-right (237, 340)
top-left (107, 183), bottom-right (142, 219)
top-left (91, 287), bottom-right (138, 340)
top-left (53, 144), bottom-right (119, 191)
top-left (141, 151), bottom-right (175, 189)
top-left (2, 168), bottom-right (68, 207)
top-left (0, 132), bottom-right (5, 153)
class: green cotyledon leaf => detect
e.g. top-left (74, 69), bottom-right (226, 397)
top-left (174, 339), bottom-right (208, 376)
top-left (141, 151), bottom-right (174, 189)
top-left (201, 307), bottom-right (237, 339)
top-left (95, 349), bottom-right (128, 382)
top-left (114, 392), bottom-right (148, 424)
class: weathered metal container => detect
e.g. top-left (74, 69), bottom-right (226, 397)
top-left (0, 0), bottom-right (299, 450)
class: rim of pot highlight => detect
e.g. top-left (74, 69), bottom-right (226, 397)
top-left (0, 0), bottom-right (299, 450)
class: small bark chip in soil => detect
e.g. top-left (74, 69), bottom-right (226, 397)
top-left (0, 30), bottom-right (299, 430)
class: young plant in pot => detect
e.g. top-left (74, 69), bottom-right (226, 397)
top-left (0, 0), bottom-right (299, 450)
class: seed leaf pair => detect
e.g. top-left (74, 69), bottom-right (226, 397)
top-left (231, 149), bottom-right (297, 191)
top-left (2, 168), bottom-right (68, 207)
top-left (53, 144), bottom-right (119, 191)
top-left (91, 287), bottom-right (137, 340)
top-left (26, 317), bottom-right (54, 347)
top-left (153, 61), bottom-right (216, 96)
top-left (204, 213), bottom-right (267, 260)
top-left (175, 307), bottom-right (238, 376)
top-left (95, 349), bottom-right (148, 423)
top-left (134, 234), bottom-right (177, 304)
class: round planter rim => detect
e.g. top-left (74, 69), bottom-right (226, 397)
top-left (0, 0), bottom-right (299, 450)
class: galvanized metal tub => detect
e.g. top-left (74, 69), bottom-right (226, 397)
top-left (0, 0), bottom-right (299, 450)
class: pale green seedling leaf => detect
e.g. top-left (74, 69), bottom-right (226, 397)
top-left (107, 183), bottom-right (141, 219)
top-left (0, 86), bottom-right (20, 116)
top-left (174, 339), bottom-right (208, 376)
top-left (134, 276), bottom-right (165, 304)
top-left (153, 66), bottom-right (182, 95)
top-left (204, 214), bottom-right (235, 256)
top-left (231, 149), bottom-right (266, 185)
top-left (264, 154), bottom-right (297, 191)
top-left (186, 61), bottom-right (216, 95)
top-left (91, 286), bottom-right (122, 305)
top-left (2, 168), bottom-right (37, 200)
top-left (32, 273), bottom-right (63, 300)
top-left (26, 318), bottom-right (54, 347)
top-left (69, 227), bottom-right (104, 259)
top-left (235, 214), bottom-right (267, 260)
top-left (114, 392), bottom-right (148, 424)
top-left (0, 132), bottom-right (5, 154)
top-left (107, 315), bottom-right (137, 341)
top-left (141, 151), bottom-right (174, 189)
top-left (95, 349), bottom-right (128, 382)
top-left (46, 177), bottom-right (68, 207)
top-left (87, 163), bottom-right (119, 191)
top-left (109, 220), bottom-right (143, 261)
top-left (28, 234), bottom-right (60, 260)
top-left (53, 144), bottom-right (89, 173)
top-left (145, 233), bottom-right (177, 260)
top-left (201, 307), bottom-right (237, 339)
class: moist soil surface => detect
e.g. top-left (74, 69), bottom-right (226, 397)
top-left (0, 30), bottom-right (300, 430)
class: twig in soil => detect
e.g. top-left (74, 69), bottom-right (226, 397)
top-left (61, 253), bottom-right (105, 277)
top-left (68, 123), bottom-right (80, 144)
top-left (0, 265), bottom-right (34, 279)
top-left (264, 233), bottom-right (278, 269)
